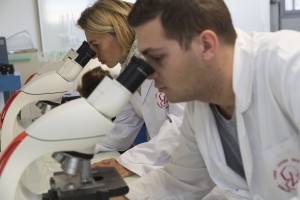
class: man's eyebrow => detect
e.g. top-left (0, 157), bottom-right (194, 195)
top-left (141, 47), bottom-right (163, 56)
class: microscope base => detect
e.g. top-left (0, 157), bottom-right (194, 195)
top-left (42, 167), bottom-right (128, 200)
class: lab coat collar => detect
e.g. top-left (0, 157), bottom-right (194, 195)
top-left (232, 29), bottom-right (255, 188)
top-left (232, 29), bottom-right (253, 113)
top-left (141, 79), bottom-right (153, 103)
top-left (121, 40), bottom-right (143, 68)
top-left (195, 102), bottom-right (249, 194)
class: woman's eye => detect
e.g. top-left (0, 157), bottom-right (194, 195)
top-left (92, 43), bottom-right (100, 49)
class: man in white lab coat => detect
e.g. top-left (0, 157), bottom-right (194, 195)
top-left (109, 0), bottom-right (300, 199)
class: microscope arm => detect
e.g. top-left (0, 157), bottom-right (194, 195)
top-left (0, 42), bottom-right (95, 151)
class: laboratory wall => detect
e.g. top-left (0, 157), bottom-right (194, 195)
top-left (0, 0), bottom-right (270, 54)
top-left (38, 0), bottom-right (137, 53)
top-left (37, 0), bottom-right (96, 53)
top-left (224, 0), bottom-right (270, 32)
top-left (0, 0), bottom-right (41, 51)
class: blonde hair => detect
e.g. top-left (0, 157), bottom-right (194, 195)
top-left (77, 0), bottom-right (135, 55)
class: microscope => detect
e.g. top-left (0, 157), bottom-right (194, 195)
top-left (0, 41), bottom-right (95, 152)
top-left (0, 56), bottom-right (154, 200)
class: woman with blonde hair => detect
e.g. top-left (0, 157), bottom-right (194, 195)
top-left (77, 0), bottom-right (135, 68)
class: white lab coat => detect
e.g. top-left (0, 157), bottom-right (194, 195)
top-left (126, 29), bottom-right (300, 200)
top-left (95, 40), bottom-right (185, 176)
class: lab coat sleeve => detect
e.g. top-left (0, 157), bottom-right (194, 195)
top-left (95, 101), bottom-right (144, 152)
top-left (125, 104), bottom-right (215, 199)
top-left (116, 102), bottom-right (185, 176)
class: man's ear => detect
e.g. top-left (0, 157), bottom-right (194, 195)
top-left (196, 30), bottom-right (218, 61)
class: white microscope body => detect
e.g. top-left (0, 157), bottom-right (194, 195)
top-left (0, 56), bottom-right (153, 200)
top-left (0, 41), bottom-right (95, 152)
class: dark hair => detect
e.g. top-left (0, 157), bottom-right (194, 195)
top-left (77, 67), bottom-right (112, 98)
top-left (128, 0), bottom-right (237, 49)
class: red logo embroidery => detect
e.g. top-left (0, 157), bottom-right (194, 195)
top-left (273, 158), bottom-right (300, 192)
top-left (155, 92), bottom-right (168, 108)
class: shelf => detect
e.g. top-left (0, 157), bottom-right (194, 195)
top-left (8, 55), bottom-right (32, 62)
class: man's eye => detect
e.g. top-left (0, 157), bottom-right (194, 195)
top-left (151, 55), bottom-right (164, 62)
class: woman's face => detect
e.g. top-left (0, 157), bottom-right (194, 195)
top-left (85, 31), bottom-right (125, 68)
